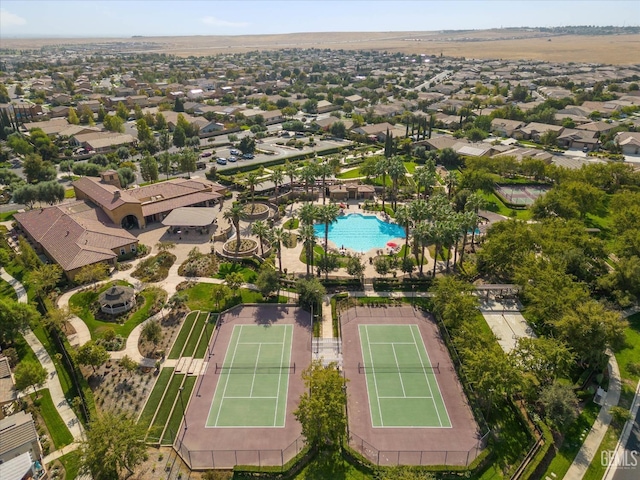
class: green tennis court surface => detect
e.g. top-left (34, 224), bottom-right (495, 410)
top-left (207, 324), bottom-right (293, 428)
top-left (359, 324), bottom-right (451, 428)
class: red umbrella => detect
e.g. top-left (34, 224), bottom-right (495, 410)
top-left (339, 203), bottom-right (346, 208)
top-left (387, 241), bottom-right (398, 248)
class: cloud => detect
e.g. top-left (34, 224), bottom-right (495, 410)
top-left (202, 16), bottom-right (249, 28)
top-left (0, 9), bottom-right (26, 28)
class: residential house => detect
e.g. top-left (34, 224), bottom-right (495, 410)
top-left (77, 100), bottom-right (101, 113)
top-left (352, 122), bottom-right (397, 141)
top-left (22, 118), bottom-right (69, 136)
top-left (316, 100), bottom-right (339, 114)
top-left (616, 132), bottom-right (640, 155)
top-left (0, 412), bottom-right (43, 465)
top-left (0, 451), bottom-right (44, 480)
top-left (49, 106), bottom-right (71, 118)
top-left (557, 128), bottom-right (599, 150)
top-left (126, 95), bottom-right (149, 108)
top-left (576, 121), bottom-right (617, 136)
top-left (491, 118), bottom-right (525, 137)
top-left (0, 355), bottom-right (15, 405)
top-left (71, 132), bottom-right (136, 153)
top-left (515, 122), bottom-right (564, 142)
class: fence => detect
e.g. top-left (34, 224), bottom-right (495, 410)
top-left (174, 435), bottom-right (306, 470)
top-left (348, 431), bottom-right (489, 467)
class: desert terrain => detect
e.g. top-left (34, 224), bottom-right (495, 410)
top-left (1, 29), bottom-right (639, 64)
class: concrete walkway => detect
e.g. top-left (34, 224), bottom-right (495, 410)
top-left (0, 268), bottom-right (85, 443)
top-left (564, 350), bottom-right (621, 480)
top-left (42, 442), bottom-right (81, 464)
top-left (479, 298), bottom-right (536, 353)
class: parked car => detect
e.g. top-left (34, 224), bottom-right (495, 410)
top-left (200, 151), bottom-right (212, 158)
top-left (242, 153), bottom-right (254, 159)
top-left (216, 157), bottom-right (227, 165)
top-left (230, 149), bottom-right (240, 156)
top-left (228, 156), bottom-right (237, 162)
top-left (582, 146), bottom-right (589, 153)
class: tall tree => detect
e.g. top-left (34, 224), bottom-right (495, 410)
top-left (76, 341), bottom-right (110, 374)
top-left (0, 299), bottom-right (40, 345)
top-left (271, 166), bottom-right (285, 205)
top-left (80, 411), bottom-right (147, 480)
top-left (139, 155), bottom-right (159, 183)
top-left (251, 220), bottom-right (269, 257)
top-left (244, 172), bottom-right (262, 211)
top-left (294, 360), bottom-right (347, 449)
top-left (179, 149), bottom-right (197, 178)
top-left (223, 203), bottom-right (245, 258)
top-left (317, 204), bottom-right (340, 280)
top-left (387, 156), bottom-right (405, 210)
top-left (298, 224), bottom-right (317, 277)
top-left (14, 361), bottom-right (47, 398)
top-left (375, 156), bottom-right (389, 212)
top-left (394, 204), bottom-right (412, 260)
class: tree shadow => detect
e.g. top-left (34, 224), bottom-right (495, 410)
top-left (303, 450), bottom-right (351, 480)
top-left (252, 304), bottom-right (286, 325)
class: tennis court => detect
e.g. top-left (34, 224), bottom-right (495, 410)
top-left (206, 324), bottom-right (293, 428)
top-left (359, 324), bottom-right (451, 428)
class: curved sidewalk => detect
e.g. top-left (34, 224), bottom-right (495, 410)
top-left (0, 268), bottom-right (85, 442)
top-left (564, 350), bottom-right (621, 479)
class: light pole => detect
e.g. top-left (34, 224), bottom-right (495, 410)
top-left (412, 284), bottom-right (416, 308)
top-left (178, 387), bottom-right (188, 430)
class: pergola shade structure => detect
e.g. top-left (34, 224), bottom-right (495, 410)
top-left (99, 285), bottom-right (136, 315)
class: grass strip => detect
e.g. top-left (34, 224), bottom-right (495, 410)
top-left (181, 313), bottom-right (206, 357)
top-left (138, 367), bottom-right (173, 430)
top-left (194, 316), bottom-right (215, 359)
top-left (31, 388), bottom-right (74, 448)
top-left (168, 311), bottom-right (197, 359)
top-left (148, 374), bottom-right (185, 440)
top-left (161, 375), bottom-right (196, 444)
top-left (59, 450), bottom-right (82, 480)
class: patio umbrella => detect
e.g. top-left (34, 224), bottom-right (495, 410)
top-left (387, 241), bottom-right (398, 248)
top-left (339, 203), bottom-right (347, 208)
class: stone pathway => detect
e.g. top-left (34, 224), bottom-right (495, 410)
top-left (0, 268), bottom-right (85, 444)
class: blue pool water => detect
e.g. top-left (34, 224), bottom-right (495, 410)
top-left (313, 214), bottom-right (406, 253)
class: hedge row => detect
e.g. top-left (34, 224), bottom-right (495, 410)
top-left (233, 445), bottom-right (315, 479)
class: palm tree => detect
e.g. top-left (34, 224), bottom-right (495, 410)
top-left (271, 166), bottom-right (285, 205)
top-left (284, 160), bottom-right (297, 189)
top-left (412, 222), bottom-right (432, 276)
top-left (270, 228), bottom-right (286, 273)
top-left (445, 170), bottom-right (458, 200)
top-left (299, 202), bottom-right (317, 226)
top-left (431, 221), bottom-right (446, 277)
top-left (465, 192), bottom-right (487, 248)
top-left (299, 163), bottom-right (317, 199)
top-left (457, 210), bottom-right (477, 266)
top-left (223, 202), bottom-right (245, 258)
top-left (413, 160), bottom-right (437, 199)
top-left (388, 156), bottom-right (406, 210)
top-left (251, 220), bottom-right (269, 257)
top-left (316, 161), bottom-right (333, 205)
top-left (298, 224), bottom-right (317, 277)
top-left (375, 157), bottom-right (389, 212)
top-left (244, 172), bottom-right (262, 213)
top-left (317, 203), bottom-right (340, 280)
top-left (394, 204), bottom-right (412, 260)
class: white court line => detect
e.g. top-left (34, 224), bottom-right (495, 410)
top-left (249, 344), bottom-right (262, 397)
top-left (391, 344), bottom-right (406, 397)
top-left (213, 324), bottom-right (243, 427)
top-left (238, 342), bottom-right (286, 345)
top-left (378, 396), bottom-right (433, 399)
top-left (364, 325), bottom-right (384, 427)
top-left (273, 325), bottom-right (287, 427)
top-left (409, 325), bottom-right (445, 428)
top-left (224, 396), bottom-right (278, 399)
top-left (369, 342), bottom-right (415, 345)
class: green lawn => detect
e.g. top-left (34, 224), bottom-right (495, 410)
top-left (541, 401), bottom-right (600, 480)
top-left (0, 277), bottom-right (17, 300)
top-left (616, 312), bottom-right (640, 383)
top-left (284, 217), bottom-right (300, 229)
top-left (293, 450), bottom-right (372, 479)
top-left (479, 191), bottom-right (532, 220)
top-left (403, 161), bottom-right (417, 174)
top-left (31, 389), bottom-right (74, 449)
top-left (168, 312), bottom-right (197, 359)
top-left (182, 284), bottom-right (284, 312)
top-left (161, 375), bottom-right (196, 444)
top-left (64, 189), bottom-right (76, 199)
top-left (181, 312), bottom-right (207, 357)
top-left (336, 168), bottom-right (363, 179)
top-left (215, 262), bottom-right (258, 283)
top-left (15, 333), bottom-right (39, 364)
top-left (583, 422), bottom-right (623, 480)
top-left (59, 450), bottom-right (82, 480)
top-left (68, 283), bottom-right (163, 340)
top-left (0, 210), bottom-right (16, 221)
top-left (138, 367), bottom-right (174, 429)
top-left (194, 316), bottom-right (216, 358)
top-left (147, 373), bottom-right (185, 442)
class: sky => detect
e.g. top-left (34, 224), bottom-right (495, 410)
top-left (0, 1), bottom-right (638, 38)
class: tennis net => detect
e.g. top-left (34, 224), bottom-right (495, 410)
top-left (357, 362), bottom-right (440, 374)
top-left (214, 362), bottom-right (296, 374)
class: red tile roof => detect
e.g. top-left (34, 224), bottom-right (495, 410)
top-left (14, 201), bottom-right (137, 272)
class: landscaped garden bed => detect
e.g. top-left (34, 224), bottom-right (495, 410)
top-left (69, 282), bottom-right (167, 346)
top-left (131, 252), bottom-right (176, 282)
top-left (222, 238), bottom-right (258, 257)
top-left (178, 248), bottom-right (219, 277)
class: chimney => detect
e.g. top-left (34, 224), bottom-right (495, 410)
top-left (65, 230), bottom-right (69, 236)
top-left (114, 191), bottom-right (121, 200)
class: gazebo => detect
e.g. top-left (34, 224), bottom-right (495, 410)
top-left (99, 285), bottom-right (136, 315)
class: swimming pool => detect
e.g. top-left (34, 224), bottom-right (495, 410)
top-left (313, 213), bottom-right (405, 253)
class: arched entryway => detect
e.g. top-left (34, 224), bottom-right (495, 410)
top-left (121, 215), bottom-right (140, 230)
